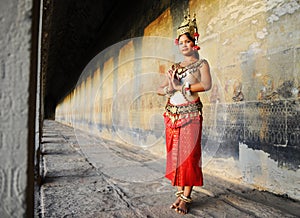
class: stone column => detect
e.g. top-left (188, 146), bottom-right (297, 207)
top-left (0, 0), bottom-right (39, 216)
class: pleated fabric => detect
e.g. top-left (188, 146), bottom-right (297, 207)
top-left (164, 100), bottom-right (203, 187)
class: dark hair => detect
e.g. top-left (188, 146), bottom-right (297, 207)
top-left (178, 32), bottom-right (195, 44)
top-left (178, 33), bottom-right (199, 59)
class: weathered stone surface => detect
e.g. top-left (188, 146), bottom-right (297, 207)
top-left (37, 120), bottom-right (300, 217)
top-left (55, 0), bottom-right (300, 201)
top-left (0, 0), bottom-right (34, 216)
top-left (42, 0), bottom-right (171, 118)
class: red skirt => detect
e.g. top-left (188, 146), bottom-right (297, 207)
top-left (164, 100), bottom-right (203, 187)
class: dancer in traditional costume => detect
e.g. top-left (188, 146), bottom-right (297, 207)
top-left (157, 11), bottom-right (212, 215)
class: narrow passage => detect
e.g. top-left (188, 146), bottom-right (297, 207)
top-left (37, 120), bottom-right (300, 218)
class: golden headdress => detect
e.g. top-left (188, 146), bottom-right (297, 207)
top-left (175, 11), bottom-right (200, 50)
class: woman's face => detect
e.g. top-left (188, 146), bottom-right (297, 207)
top-left (178, 34), bottom-right (195, 56)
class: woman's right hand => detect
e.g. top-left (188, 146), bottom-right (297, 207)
top-left (157, 67), bottom-right (179, 96)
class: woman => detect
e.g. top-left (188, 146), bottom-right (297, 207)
top-left (157, 13), bottom-right (212, 215)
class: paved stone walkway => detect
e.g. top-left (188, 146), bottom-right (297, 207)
top-left (36, 120), bottom-right (300, 217)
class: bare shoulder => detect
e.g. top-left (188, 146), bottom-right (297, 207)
top-left (198, 59), bottom-right (210, 72)
top-left (200, 59), bottom-right (209, 67)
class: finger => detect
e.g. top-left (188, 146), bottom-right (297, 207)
top-left (166, 72), bottom-right (171, 80)
top-left (171, 71), bottom-right (176, 80)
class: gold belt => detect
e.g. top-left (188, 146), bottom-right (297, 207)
top-left (165, 100), bottom-right (203, 115)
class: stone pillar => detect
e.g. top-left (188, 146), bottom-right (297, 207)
top-left (0, 0), bottom-right (39, 217)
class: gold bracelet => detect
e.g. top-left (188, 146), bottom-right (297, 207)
top-left (175, 190), bottom-right (184, 197)
top-left (163, 86), bottom-right (169, 95)
top-left (163, 86), bottom-right (175, 96)
top-left (180, 194), bottom-right (192, 203)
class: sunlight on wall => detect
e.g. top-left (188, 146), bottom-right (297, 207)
top-left (56, 0), bottom-right (300, 200)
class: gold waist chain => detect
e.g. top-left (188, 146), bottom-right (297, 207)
top-left (165, 100), bottom-right (203, 115)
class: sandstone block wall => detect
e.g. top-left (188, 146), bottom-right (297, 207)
top-left (56, 0), bottom-right (300, 200)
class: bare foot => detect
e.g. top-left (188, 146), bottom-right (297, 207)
top-left (175, 200), bottom-right (188, 214)
top-left (170, 197), bottom-right (181, 209)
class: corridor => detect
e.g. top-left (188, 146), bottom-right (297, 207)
top-left (36, 120), bottom-right (300, 217)
top-left (2, 0), bottom-right (300, 216)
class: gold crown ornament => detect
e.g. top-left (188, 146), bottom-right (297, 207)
top-left (175, 11), bottom-right (200, 50)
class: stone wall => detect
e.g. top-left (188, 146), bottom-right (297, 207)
top-left (0, 0), bottom-right (36, 216)
top-left (56, 0), bottom-right (300, 200)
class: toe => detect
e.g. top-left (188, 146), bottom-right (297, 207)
top-left (170, 203), bottom-right (177, 209)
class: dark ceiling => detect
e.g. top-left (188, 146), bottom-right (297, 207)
top-left (42, 0), bottom-right (187, 118)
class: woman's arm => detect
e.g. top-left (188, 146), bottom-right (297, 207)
top-left (157, 76), bottom-right (169, 96)
top-left (190, 60), bottom-right (212, 92)
top-left (157, 69), bottom-right (175, 95)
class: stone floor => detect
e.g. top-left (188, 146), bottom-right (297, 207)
top-left (35, 120), bottom-right (300, 218)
